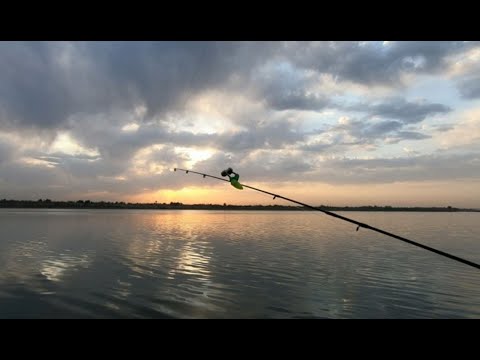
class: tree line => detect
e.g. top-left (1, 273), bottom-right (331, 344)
top-left (0, 199), bottom-right (476, 211)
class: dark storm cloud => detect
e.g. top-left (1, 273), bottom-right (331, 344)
top-left (285, 41), bottom-right (475, 86)
top-left (0, 41), bottom-right (279, 129)
top-left (0, 41), bottom-right (467, 130)
top-left (0, 42), bottom-right (73, 129)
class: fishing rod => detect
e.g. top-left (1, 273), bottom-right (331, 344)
top-left (174, 167), bottom-right (480, 271)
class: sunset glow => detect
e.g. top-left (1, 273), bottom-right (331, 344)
top-left (0, 41), bottom-right (479, 207)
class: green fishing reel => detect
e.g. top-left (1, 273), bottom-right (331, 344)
top-left (221, 167), bottom-right (243, 190)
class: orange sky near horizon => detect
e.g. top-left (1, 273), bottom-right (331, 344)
top-left (125, 179), bottom-right (480, 208)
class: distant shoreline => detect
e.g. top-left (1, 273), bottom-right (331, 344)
top-left (0, 199), bottom-right (478, 212)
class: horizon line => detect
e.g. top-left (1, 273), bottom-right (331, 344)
top-left (0, 198), bottom-right (478, 210)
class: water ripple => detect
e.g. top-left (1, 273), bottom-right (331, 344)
top-left (0, 209), bottom-right (479, 318)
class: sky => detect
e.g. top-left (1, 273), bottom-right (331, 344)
top-left (0, 41), bottom-right (479, 207)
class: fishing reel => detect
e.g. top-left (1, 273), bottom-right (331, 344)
top-left (221, 167), bottom-right (234, 177)
top-left (221, 167), bottom-right (243, 189)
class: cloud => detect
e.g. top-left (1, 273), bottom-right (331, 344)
top-left (366, 120), bottom-right (403, 134)
top-left (191, 148), bottom-right (480, 187)
top-left (249, 61), bottom-right (331, 112)
top-left (320, 153), bottom-right (480, 184)
top-left (0, 41), bottom-right (478, 205)
top-left (0, 42), bottom-right (278, 130)
top-left (0, 136), bottom-right (16, 164)
top-left (433, 124), bottom-right (454, 132)
top-left (433, 108), bottom-right (480, 150)
top-left (326, 117), bottom-right (429, 147)
top-left (265, 92), bottom-right (329, 112)
top-left (0, 41), bottom-right (468, 131)
top-left (285, 41), bottom-right (474, 87)
top-left (347, 98), bottom-right (451, 124)
top-left (384, 131), bottom-right (431, 144)
top-left (457, 75), bottom-right (480, 99)
top-left (192, 149), bottom-right (315, 184)
top-left (217, 118), bottom-right (305, 152)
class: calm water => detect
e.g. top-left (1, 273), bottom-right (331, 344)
top-left (0, 209), bottom-right (479, 318)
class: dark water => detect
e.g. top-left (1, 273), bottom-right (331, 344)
top-left (0, 209), bottom-right (479, 318)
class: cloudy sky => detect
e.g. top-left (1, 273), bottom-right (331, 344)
top-left (0, 41), bottom-right (479, 207)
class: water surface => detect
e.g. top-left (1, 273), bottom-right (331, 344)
top-left (0, 209), bottom-right (479, 318)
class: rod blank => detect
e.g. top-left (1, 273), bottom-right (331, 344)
top-left (174, 167), bottom-right (480, 271)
